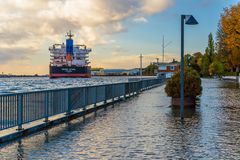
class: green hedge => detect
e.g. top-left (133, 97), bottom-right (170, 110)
top-left (223, 72), bottom-right (239, 76)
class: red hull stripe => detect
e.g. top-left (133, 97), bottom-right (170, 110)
top-left (49, 74), bottom-right (91, 78)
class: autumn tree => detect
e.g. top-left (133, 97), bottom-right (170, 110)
top-left (219, 3), bottom-right (240, 73)
top-left (215, 25), bottom-right (230, 72)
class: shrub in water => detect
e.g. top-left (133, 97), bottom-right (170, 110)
top-left (165, 68), bottom-right (202, 98)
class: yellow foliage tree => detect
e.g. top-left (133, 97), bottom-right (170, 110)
top-left (220, 3), bottom-right (240, 72)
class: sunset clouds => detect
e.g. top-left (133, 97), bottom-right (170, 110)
top-left (0, 0), bottom-right (173, 74)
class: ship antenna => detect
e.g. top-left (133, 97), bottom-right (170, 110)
top-left (66, 30), bottom-right (74, 39)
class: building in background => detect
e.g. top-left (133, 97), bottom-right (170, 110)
top-left (91, 68), bottom-right (141, 76)
top-left (154, 59), bottom-right (180, 78)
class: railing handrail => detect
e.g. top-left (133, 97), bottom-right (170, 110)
top-left (0, 78), bottom-right (160, 96)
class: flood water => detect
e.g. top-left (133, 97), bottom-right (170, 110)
top-left (0, 79), bottom-right (240, 159)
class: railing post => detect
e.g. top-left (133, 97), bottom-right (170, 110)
top-left (112, 84), bottom-right (115, 108)
top-left (139, 81), bottom-right (142, 92)
top-left (44, 92), bottom-right (49, 122)
top-left (133, 83), bottom-right (136, 96)
top-left (136, 82), bottom-right (139, 94)
top-left (83, 87), bottom-right (87, 121)
top-left (129, 82), bottom-right (133, 97)
top-left (128, 83), bottom-right (131, 97)
top-left (66, 89), bottom-right (72, 116)
top-left (104, 85), bottom-right (107, 111)
top-left (132, 83), bottom-right (134, 96)
top-left (137, 81), bottom-right (140, 94)
top-left (135, 82), bottom-right (137, 95)
top-left (119, 84), bottom-right (122, 100)
top-left (17, 94), bottom-right (23, 131)
top-left (123, 84), bottom-right (126, 101)
top-left (94, 87), bottom-right (97, 117)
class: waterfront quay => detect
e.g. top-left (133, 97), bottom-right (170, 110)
top-left (0, 78), bottom-right (239, 159)
top-left (0, 78), bottom-right (163, 144)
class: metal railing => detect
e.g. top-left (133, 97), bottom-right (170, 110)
top-left (0, 78), bottom-right (163, 131)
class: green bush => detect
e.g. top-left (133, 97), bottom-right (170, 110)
top-left (209, 60), bottom-right (224, 77)
top-left (223, 72), bottom-right (239, 76)
top-left (165, 68), bottom-right (202, 98)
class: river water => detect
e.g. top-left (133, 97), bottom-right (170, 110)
top-left (0, 76), bottom-right (149, 95)
top-left (0, 78), bottom-right (240, 159)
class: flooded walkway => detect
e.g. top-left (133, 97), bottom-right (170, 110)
top-left (0, 79), bottom-right (240, 159)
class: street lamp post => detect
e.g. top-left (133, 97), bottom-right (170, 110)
top-left (180, 15), bottom-right (198, 120)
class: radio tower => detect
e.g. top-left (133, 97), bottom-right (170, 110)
top-left (162, 36), bottom-right (171, 63)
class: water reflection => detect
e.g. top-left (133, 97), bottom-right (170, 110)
top-left (44, 131), bottom-right (49, 144)
top-left (170, 106), bottom-right (196, 118)
top-left (0, 79), bottom-right (239, 159)
top-left (17, 140), bottom-right (24, 160)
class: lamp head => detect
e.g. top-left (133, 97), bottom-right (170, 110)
top-left (185, 15), bottom-right (198, 25)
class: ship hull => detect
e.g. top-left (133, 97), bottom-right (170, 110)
top-left (49, 66), bottom-right (91, 78)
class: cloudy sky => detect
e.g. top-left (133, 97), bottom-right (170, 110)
top-left (0, 0), bottom-right (238, 74)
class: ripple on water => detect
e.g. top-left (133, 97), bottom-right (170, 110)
top-left (0, 76), bottom-right (139, 95)
top-left (0, 79), bottom-right (240, 159)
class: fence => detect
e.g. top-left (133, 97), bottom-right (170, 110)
top-left (0, 78), bottom-right (163, 131)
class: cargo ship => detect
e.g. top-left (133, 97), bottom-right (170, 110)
top-left (49, 31), bottom-right (91, 78)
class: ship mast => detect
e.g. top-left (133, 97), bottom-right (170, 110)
top-left (66, 30), bottom-right (74, 39)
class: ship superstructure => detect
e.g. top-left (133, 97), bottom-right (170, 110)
top-left (49, 31), bottom-right (91, 78)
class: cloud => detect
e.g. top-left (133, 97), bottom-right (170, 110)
top-left (133, 17), bottom-right (148, 23)
top-left (141, 0), bottom-right (174, 15)
top-left (0, 47), bottom-right (37, 64)
top-left (0, 0), bottom-right (174, 73)
top-left (91, 52), bottom-right (180, 69)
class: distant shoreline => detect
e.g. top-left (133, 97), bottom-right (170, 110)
top-left (0, 75), bottom-right (155, 78)
top-left (0, 75), bottom-right (48, 78)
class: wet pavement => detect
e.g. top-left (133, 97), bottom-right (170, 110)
top-left (0, 79), bottom-right (240, 159)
